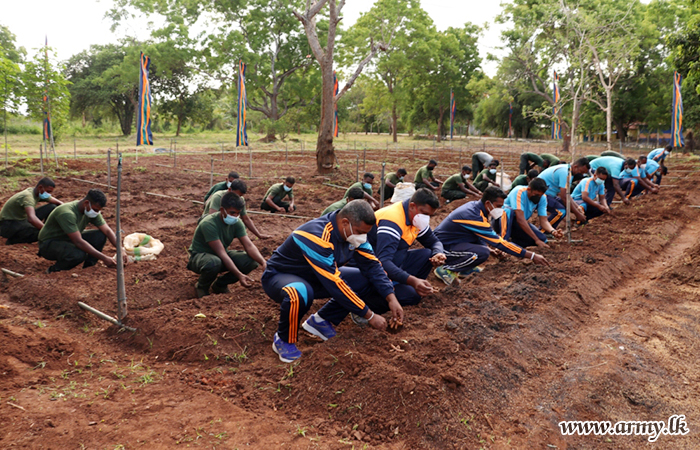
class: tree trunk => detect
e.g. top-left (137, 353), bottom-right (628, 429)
top-left (436, 107), bottom-right (445, 143)
top-left (316, 57), bottom-right (336, 173)
top-left (176, 116), bottom-right (182, 137)
top-left (392, 100), bottom-right (398, 143)
top-left (605, 87), bottom-right (613, 151)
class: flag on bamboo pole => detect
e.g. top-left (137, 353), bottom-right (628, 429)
top-left (236, 60), bottom-right (248, 146)
top-left (42, 36), bottom-right (51, 142)
top-left (449, 89), bottom-right (455, 140)
top-left (333, 71), bottom-right (339, 137)
top-left (552, 71), bottom-right (561, 140)
top-left (671, 71), bottom-right (684, 148)
top-left (136, 52), bottom-right (153, 146)
top-left (509, 102), bottom-right (513, 138)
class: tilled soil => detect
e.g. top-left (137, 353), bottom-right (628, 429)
top-left (1, 150), bottom-right (699, 449)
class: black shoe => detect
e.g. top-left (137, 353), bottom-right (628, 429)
top-left (211, 283), bottom-right (230, 294)
top-left (195, 285), bottom-right (209, 298)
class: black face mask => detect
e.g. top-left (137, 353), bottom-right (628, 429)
top-left (528, 195), bottom-right (542, 204)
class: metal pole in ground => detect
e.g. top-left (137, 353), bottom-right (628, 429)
top-left (116, 139), bottom-right (119, 155)
top-left (459, 149), bottom-right (462, 169)
top-left (413, 144), bottom-right (415, 160)
top-left (248, 146), bottom-right (253, 177)
top-left (221, 142), bottom-right (224, 160)
top-left (40, 143), bottom-right (44, 176)
top-left (115, 154), bottom-right (127, 321)
top-left (285, 141), bottom-right (288, 164)
top-left (73, 140), bottom-right (76, 159)
top-left (363, 147), bottom-right (367, 172)
top-left (379, 162), bottom-right (386, 209)
top-left (210, 156), bottom-right (214, 188)
top-left (3, 73), bottom-right (7, 170)
top-left (356, 155), bottom-right (359, 182)
top-left (173, 143), bottom-right (177, 168)
top-left (107, 148), bottom-right (112, 188)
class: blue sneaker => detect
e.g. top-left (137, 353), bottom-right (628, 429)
top-left (272, 332), bottom-right (301, 363)
top-left (302, 313), bottom-right (336, 341)
top-left (434, 266), bottom-right (459, 285)
top-left (458, 266), bottom-right (483, 278)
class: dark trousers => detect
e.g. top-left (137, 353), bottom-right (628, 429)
top-left (38, 229), bottom-right (107, 273)
top-left (583, 203), bottom-right (605, 221)
top-left (415, 181), bottom-right (439, 190)
top-left (471, 155), bottom-right (485, 180)
top-left (1, 204), bottom-right (56, 245)
top-left (653, 166), bottom-right (666, 185)
top-left (383, 186), bottom-right (394, 201)
top-left (619, 178), bottom-right (644, 199)
top-left (260, 196), bottom-right (290, 212)
top-left (262, 267), bottom-right (370, 344)
top-left (443, 242), bottom-right (490, 273)
top-left (496, 211), bottom-right (547, 248)
top-left (519, 154), bottom-right (535, 175)
top-left (545, 195), bottom-right (566, 229)
top-left (602, 176), bottom-right (617, 205)
top-left (187, 250), bottom-right (258, 290)
top-left (441, 189), bottom-right (467, 201)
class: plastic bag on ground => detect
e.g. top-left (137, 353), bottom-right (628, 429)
top-left (123, 233), bottom-right (164, 263)
top-left (390, 182), bottom-right (416, 204)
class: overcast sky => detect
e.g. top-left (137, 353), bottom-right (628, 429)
top-left (4, 0), bottom-right (508, 76)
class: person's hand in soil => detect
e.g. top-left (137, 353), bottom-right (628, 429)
top-left (258, 234), bottom-right (273, 239)
top-left (408, 276), bottom-right (434, 297)
top-left (532, 253), bottom-right (549, 266)
top-left (387, 295), bottom-right (404, 326)
top-left (552, 229), bottom-right (564, 239)
top-left (535, 239), bottom-right (550, 249)
top-left (429, 253), bottom-right (446, 267)
top-left (238, 274), bottom-right (254, 288)
top-left (623, 198), bottom-right (631, 205)
top-left (489, 248), bottom-right (507, 259)
top-left (368, 313), bottom-right (387, 331)
top-left (103, 256), bottom-right (117, 268)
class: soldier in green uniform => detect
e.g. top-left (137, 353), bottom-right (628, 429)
top-left (508, 169), bottom-right (539, 193)
top-left (204, 171), bottom-right (240, 201)
top-left (202, 179), bottom-right (271, 239)
top-left (343, 173), bottom-right (379, 209)
top-left (440, 166), bottom-right (481, 202)
top-left (37, 189), bottom-right (120, 273)
top-left (473, 160), bottom-right (501, 192)
top-left (261, 177), bottom-right (296, 213)
top-left (188, 192), bottom-right (266, 298)
top-left (384, 168), bottom-right (407, 201)
top-left (322, 186), bottom-right (366, 215)
top-left (1, 177), bottom-right (63, 244)
top-left (414, 160), bottom-right (442, 192)
top-left (540, 153), bottom-right (560, 169)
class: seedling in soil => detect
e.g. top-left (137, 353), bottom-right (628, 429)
top-left (33, 361), bottom-right (46, 370)
top-left (296, 426), bottom-right (308, 437)
top-left (33, 320), bottom-right (46, 328)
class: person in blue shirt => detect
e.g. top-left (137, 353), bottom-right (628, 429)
top-left (636, 156), bottom-right (661, 195)
top-left (589, 156), bottom-right (631, 206)
top-left (261, 200), bottom-right (402, 363)
top-left (618, 157), bottom-right (657, 200)
top-left (572, 167), bottom-right (610, 221)
top-left (648, 144), bottom-right (672, 184)
top-left (433, 186), bottom-right (549, 285)
top-left (537, 157), bottom-right (590, 228)
top-left (498, 178), bottom-right (562, 249)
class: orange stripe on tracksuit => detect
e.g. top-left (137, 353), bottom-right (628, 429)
top-left (283, 286), bottom-right (300, 343)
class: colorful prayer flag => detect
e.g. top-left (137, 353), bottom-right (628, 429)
top-left (236, 60), bottom-right (248, 147)
top-left (552, 71), bottom-right (561, 140)
top-left (671, 71), bottom-right (684, 148)
top-left (333, 71), bottom-right (339, 138)
top-left (136, 52), bottom-right (153, 146)
top-left (449, 89), bottom-right (455, 140)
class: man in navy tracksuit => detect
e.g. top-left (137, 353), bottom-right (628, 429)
top-left (262, 200), bottom-right (402, 363)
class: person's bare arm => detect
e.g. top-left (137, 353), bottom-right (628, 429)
top-left (241, 215), bottom-right (270, 239)
top-left (538, 215), bottom-right (560, 236)
top-left (239, 235), bottom-right (267, 270)
top-left (597, 194), bottom-right (610, 213)
top-left (463, 179), bottom-right (481, 195)
top-left (266, 195), bottom-right (284, 212)
top-left (48, 197), bottom-right (63, 205)
top-left (385, 179), bottom-right (397, 189)
top-left (363, 192), bottom-right (379, 207)
top-left (67, 230), bottom-right (116, 267)
top-left (515, 209), bottom-right (548, 248)
top-left (206, 239), bottom-right (252, 287)
top-left (24, 206), bottom-right (44, 230)
top-left (97, 223), bottom-right (118, 249)
top-left (559, 187), bottom-right (586, 221)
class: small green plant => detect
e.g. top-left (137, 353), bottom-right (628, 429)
top-left (296, 426), bottom-right (307, 437)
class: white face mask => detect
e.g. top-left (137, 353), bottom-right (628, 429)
top-left (489, 168), bottom-right (497, 174)
top-left (412, 213), bottom-right (430, 231)
top-left (345, 222), bottom-right (367, 249)
top-left (84, 202), bottom-right (99, 219)
top-left (487, 202), bottom-right (503, 220)
top-left (664, 150), bottom-right (670, 156)
top-left (463, 173), bottom-right (469, 180)
top-left (640, 164), bottom-right (646, 171)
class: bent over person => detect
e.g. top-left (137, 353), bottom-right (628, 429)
top-left (261, 177), bottom-right (296, 213)
top-left (38, 189), bottom-right (119, 273)
top-left (262, 201), bottom-right (403, 363)
top-left (188, 192), bottom-right (266, 298)
top-left (1, 177), bottom-right (63, 245)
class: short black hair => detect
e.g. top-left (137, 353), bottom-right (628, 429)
top-left (363, 172), bottom-right (375, 180)
top-left (542, 160), bottom-right (552, 168)
top-left (527, 169), bottom-right (539, 179)
top-left (338, 199), bottom-right (376, 226)
top-left (285, 176), bottom-right (295, 184)
top-left (624, 157), bottom-right (636, 169)
top-left (528, 178), bottom-right (547, 193)
top-left (481, 186), bottom-right (506, 203)
top-left (595, 167), bottom-right (608, 176)
top-left (85, 189), bottom-right (107, 208)
top-left (230, 179), bottom-right (247, 194)
top-left (573, 157), bottom-right (590, 169)
top-left (397, 168), bottom-right (407, 176)
top-left (36, 177), bottom-right (55, 188)
top-left (228, 171), bottom-right (240, 179)
top-left (638, 155), bottom-right (647, 163)
top-left (221, 191), bottom-right (245, 211)
top-left (462, 165), bottom-right (472, 172)
top-left (428, 159), bottom-right (438, 166)
top-left (489, 159), bottom-right (500, 167)
top-left (410, 188), bottom-right (440, 209)
top-left (664, 144), bottom-right (673, 151)
top-left (346, 186), bottom-right (365, 200)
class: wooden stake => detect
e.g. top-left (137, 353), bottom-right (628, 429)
top-left (1, 268), bottom-right (24, 278)
top-left (115, 154), bottom-right (127, 322)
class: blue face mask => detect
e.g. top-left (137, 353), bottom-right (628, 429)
top-left (38, 191), bottom-right (51, 200)
top-left (223, 211), bottom-right (239, 225)
top-left (624, 168), bottom-right (633, 174)
top-left (283, 184), bottom-right (292, 192)
top-left (363, 182), bottom-right (372, 190)
top-left (594, 177), bottom-right (604, 186)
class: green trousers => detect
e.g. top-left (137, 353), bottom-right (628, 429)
top-left (187, 250), bottom-right (258, 290)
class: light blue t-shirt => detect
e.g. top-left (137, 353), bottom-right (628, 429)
top-left (505, 186), bottom-right (548, 220)
top-left (648, 148), bottom-right (667, 162)
top-left (538, 164), bottom-right (570, 197)
top-left (572, 177), bottom-right (606, 210)
top-left (618, 166), bottom-right (641, 179)
top-left (590, 156), bottom-right (625, 180)
top-left (642, 159), bottom-right (660, 177)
